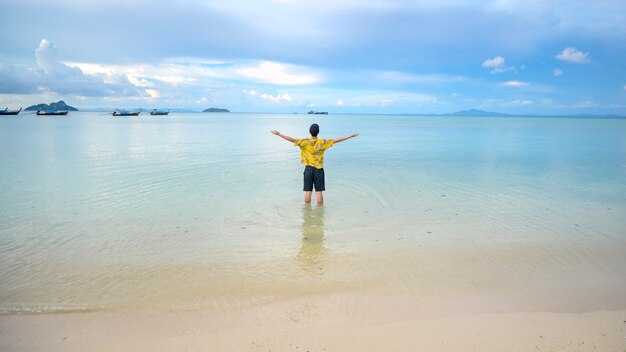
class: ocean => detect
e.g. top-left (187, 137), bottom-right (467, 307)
top-left (1, 112), bottom-right (625, 316)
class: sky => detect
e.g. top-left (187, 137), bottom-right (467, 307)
top-left (0, 0), bottom-right (625, 114)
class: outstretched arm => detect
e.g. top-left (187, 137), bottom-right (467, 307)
top-left (271, 130), bottom-right (296, 143)
top-left (334, 133), bottom-right (359, 143)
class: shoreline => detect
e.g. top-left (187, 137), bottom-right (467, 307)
top-left (2, 306), bottom-right (624, 351)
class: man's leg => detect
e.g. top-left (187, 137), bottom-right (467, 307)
top-left (314, 168), bottom-right (325, 204)
top-left (315, 191), bottom-right (323, 204)
top-left (303, 166), bottom-right (313, 203)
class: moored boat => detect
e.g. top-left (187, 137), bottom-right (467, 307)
top-left (150, 109), bottom-right (170, 116)
top-left (0, 107), bottom-right (22, 115)
top-left (113, 109), bottom-right (141, 116)
top-left (36, 110), bottom-right (69, 116)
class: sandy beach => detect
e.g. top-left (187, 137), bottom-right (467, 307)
top-left (1, 304), bottom-right (624, 351)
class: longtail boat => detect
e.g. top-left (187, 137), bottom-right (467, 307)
top-left (150, 109), bottom-right (170, 116)
top-left (113, 109), bottom-right (141, 116)
top-left (0, 107), bottom-right (22, 115)
top-left (36, 110), bottom-right (69, 116)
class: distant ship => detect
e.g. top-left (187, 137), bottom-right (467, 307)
top-left (307, 110), bottom-right (328, 115)
top-left (0, 107), bottom-right (22, 115)
top-left (113, 109), bottom-right (141, 116)
top-left (36, 110), bottom-right (69, 116)
top-left (150, 109), bottom-right (170, 116)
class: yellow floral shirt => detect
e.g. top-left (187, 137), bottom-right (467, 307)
top-left (294, 138), bottom-right (335, 169)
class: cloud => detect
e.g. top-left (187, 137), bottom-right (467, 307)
top-left (35, 39), bottom-right (59, 74)
top-left (0, 0), bottom-right (580, 72)
top-left (0, 39), bottom-right (140, 97)
top-left (501, 99), bottom-right (533, 107)
top-left (70, 60), bottom-right (323, 87)
top-left (0, 63), bottom-right (41, 94)
top-left (378, 71), bottom-right (465, 84)
top-left (152, 75), bottom-right (196, 86)
top-left (482, 56), bottom-right (505, 68)
top-left (243, 89), bottom-right (293, 103)
top-left (555, 47), bottom-right (590, 64)
top-left (501, 80), bottom-right (529, 87)
top-left (478, 98), bottom-right (533, 108)
top-left (553, 68), bottom-right (563, 76)
top-left (479, 99), bottom-right (537, 109)
top-left (234, 62), bottom-right (321, 85)
top-left (54, 58), bottom-right (326, 109)
top-left (573, 101), bottom-right (599, 108)
top-left (294, 90), bottom-right (438, 110)
top-left (481, 56), bottom-right (515, 74)
top-left (260, 93), bottom-right (293, 103)
top-left (145, 89), bottom-right (160, 99)
top-left (541, 100), bottom-right (626, 110)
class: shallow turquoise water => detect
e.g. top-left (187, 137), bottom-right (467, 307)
top-left (1, 112), bottom-right (625, 314)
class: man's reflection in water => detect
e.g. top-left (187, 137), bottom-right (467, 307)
top-left (299, 204), bottom-right (325, 274)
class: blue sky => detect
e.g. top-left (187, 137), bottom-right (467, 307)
top-left (1, 0), bottom-right (625, 114)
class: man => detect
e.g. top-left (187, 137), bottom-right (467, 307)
top-left (271, 123), bottom-right (359, 204)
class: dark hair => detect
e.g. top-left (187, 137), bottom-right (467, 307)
top-left (309, 123), bottom-right (319, 137)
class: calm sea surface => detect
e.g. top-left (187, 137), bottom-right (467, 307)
top-left (1, 112), bottom-right (625, 315)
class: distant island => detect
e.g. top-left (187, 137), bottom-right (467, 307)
top-left (438, 109), bottom-right (624, 118)
top-left (25, 100), bottom-right (78, 111)
top-left (444, 109), bottom-right (512, 117)
top-left (203, 108), bottom-right (230, 113)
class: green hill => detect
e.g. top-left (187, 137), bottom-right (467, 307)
top-left (25, 100), bottom-right (78, 111)
top-left (203, 107), bottom-right (230, 113)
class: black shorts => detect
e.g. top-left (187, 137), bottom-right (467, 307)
top-left (303, 165), bottom-right (325, 192)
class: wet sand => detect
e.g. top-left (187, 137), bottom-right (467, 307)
top-left (1, 305), bottom-right (624, 351)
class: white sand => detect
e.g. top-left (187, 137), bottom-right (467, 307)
top-left (2, 302), bottom-right (624, 351)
